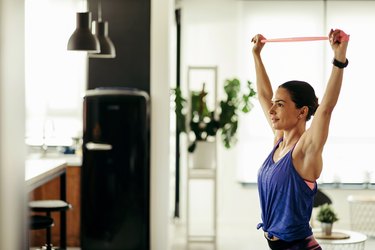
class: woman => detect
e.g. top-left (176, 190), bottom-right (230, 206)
top-left (251, 29), bottom-right (349, 250)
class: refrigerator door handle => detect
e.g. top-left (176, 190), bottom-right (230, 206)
top-left (85, 142), bottom-right (113, 151)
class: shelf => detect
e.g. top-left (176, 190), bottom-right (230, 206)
top-left (186, 165), bottom-right (217, 249)
top-left (186, 66), bottom-right (218, 249)
top-left (188, 168), bottom-right (216, 179)
top-left (187, 235), bottom-right (216, 243)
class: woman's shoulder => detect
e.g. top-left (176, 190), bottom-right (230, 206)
top-left (292, 132), bottom-right (323, 181)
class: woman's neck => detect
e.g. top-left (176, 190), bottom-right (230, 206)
top-left (281, 129), bottom-right (304, 149)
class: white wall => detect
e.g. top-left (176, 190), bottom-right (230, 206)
top-left (179, 0), bottom-right (246, 226)
top-left (0, 0), bottom-right (27, 249)
top-left (151, 0), bottom-right (175, 248)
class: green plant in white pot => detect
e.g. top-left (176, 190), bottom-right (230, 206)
top-left (171, 78), bottom-right (256, 168)
top-left (316, 203), bottom-right (339, 236)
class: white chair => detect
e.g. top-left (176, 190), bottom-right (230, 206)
top-left (348, 195), bottom-right (375, 238)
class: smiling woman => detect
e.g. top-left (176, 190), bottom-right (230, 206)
top-left (25, 0), bottom-right (86, 148)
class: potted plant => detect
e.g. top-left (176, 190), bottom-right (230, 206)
top-left (171, 78), bottom-right (256, 167)
top-left (316, 203), bottom-right (339, 235)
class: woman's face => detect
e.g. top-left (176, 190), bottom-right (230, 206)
top-left (269, 87), bottom-right (302, 130)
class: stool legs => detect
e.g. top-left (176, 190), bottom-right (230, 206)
top-left (44, 212), bottom-right (53, 250)
top-left (29, 215), bottom-right (54, 250)
top-left (45, 227), bottom-right (52, 249)
top-left (30, 217), bottom-right (56, 250)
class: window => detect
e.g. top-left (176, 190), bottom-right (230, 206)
top-left (25, 0), bottom-right (87, 147)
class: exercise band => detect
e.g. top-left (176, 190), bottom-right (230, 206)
top-left (261, 31), bottom-right (350, 43)
top-left (261, 36), bottom-right (329, 43)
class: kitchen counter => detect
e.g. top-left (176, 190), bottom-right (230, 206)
top-left (27, 153), bottom-right (82, 167)
top-left (25, 158), bottom-right (67, 191)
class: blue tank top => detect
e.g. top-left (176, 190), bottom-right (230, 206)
top-left (257, 139), bottom-right (317, 241)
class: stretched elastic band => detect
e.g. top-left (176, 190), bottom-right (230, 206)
top-left (261, 36), bottom-right (328, 43)
top-left (261, 31), bottom-right (350, 43)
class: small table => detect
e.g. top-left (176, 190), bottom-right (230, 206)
top-left (313, 229), bottom-right (367, 250)
top-left (26, 159), bottom-right (68, 249)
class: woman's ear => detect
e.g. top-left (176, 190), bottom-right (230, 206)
top-left (299, 106), bottom-right (309, 118)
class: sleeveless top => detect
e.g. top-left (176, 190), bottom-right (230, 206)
top-left (257, 139), bottom-right (317, 241)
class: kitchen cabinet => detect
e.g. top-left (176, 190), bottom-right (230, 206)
top-left (29, 165), bottom-right (81, 247)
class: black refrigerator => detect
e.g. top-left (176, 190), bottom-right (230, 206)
top-left (81, 88), bottom-right (150, 250)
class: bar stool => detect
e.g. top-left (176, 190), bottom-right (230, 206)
top-left (29, 200), bottom-right (72, 249)
top-left (29, 215), bottom-right (54, 250)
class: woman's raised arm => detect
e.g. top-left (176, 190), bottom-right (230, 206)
top-left (299, 29), bottom-right (349, 179)
top-left (252, 34), bottom-right (282, 141)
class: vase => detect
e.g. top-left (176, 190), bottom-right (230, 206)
top-left (321, 222), bottom-right (333, 236)
top-left (190, 141), bottom-right (216, 169)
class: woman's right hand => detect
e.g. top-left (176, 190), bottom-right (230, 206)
top-left (251, 34), bottom-right (266, 55)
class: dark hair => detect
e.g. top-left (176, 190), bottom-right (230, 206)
top-left (279, 80), bottom-right (319, 121)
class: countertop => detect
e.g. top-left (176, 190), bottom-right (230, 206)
top-left (27, 153), bottom-right (82, 167)
top-left (25, 158), bottom-right (67, 191)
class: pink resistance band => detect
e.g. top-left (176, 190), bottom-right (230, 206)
top-left (261, 31), bottom-right (350, 43)
top-left (261, 36), bottom-right (329, 43)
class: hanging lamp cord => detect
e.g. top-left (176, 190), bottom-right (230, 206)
top-left (98, 0), bottom-right (102, 22)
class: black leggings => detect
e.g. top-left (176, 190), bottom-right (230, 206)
top-left (266, 235), bottom-right (322, 250)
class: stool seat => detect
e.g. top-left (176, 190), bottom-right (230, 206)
top-left (30, 215), bottom-right (54, 230)
top-left (29, 200), bottom-right (72, 250)
top-left (29, 200), bottom-right (72, 212)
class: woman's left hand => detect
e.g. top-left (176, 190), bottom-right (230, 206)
top-left (329, 29), bottom-right (349, 62)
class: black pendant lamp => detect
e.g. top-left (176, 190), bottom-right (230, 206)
top-left (89, 1), bottom-right (116, 58)
top-left (67, 12), bottom-right (100, 52)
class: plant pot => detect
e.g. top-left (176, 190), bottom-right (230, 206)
top-left (321, 222), bottom-right (333, 236)
top-left (190, 141), bottom-right (216, 169)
